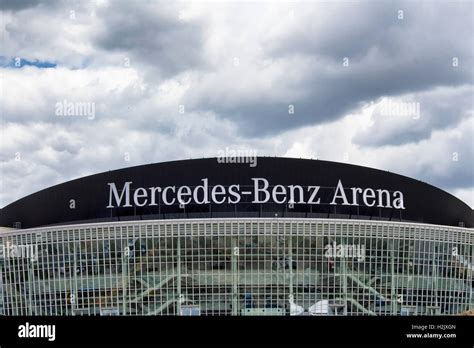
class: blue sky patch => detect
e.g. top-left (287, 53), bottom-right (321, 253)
top-left (0, 56), bottom-right (57, 68)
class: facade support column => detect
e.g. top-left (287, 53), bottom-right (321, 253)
top-left (121, 246), bottom-right (128, 315)
top-left (342, 259), bottom-right (348, 315)
top-left (390, 240), bottom-right (397, 314)
top-left (288, 235), bottom-right (294, 303)
top-left (176, 237), bottom-right (182, 315)
top-left (231, 236), bottom-right (238, 316)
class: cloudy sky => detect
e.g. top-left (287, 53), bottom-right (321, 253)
top-left (0, 0), bottom-right (473, 208)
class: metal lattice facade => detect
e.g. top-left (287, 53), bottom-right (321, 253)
top-left (0, 218), bottom-right (472, 316)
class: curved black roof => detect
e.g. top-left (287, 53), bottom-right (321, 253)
top-left (0, 157), bottom-right (472, 229)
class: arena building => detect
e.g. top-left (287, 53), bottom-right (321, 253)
top-left (0, 157), bottom-right (472, 316)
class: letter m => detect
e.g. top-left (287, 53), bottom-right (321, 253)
top-left (107, 182), bottom-right (132, 208)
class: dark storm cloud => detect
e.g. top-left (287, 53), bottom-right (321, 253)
top-left (411, 121), bottom-right (473, 191)
top-left (266, 2), bottom-right (400, 61)
top-left (353, 86), bottom-right (473, 147)
top-left (185, 1), bottom-right (472, 139)
top-left (0, 0), bottom-right (63, 12)
top-left (1, 0), bottom-right (472, 207)
top-left (0, 0), bottom-right (40, 11)
top-left (94, 1), bottom-right (206, 79)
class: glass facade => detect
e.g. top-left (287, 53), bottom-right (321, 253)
top-left (0, 218), bottom-right (472, 316)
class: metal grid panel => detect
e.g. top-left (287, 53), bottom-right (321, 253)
top-left (0, 218), bottom-right (472, 316)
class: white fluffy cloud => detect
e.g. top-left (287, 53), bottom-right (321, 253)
top-left (0, 0), bottom-right (472, 208)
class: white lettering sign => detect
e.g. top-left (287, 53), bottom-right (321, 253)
top-left (106, 178), bottom-right (405, 210)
